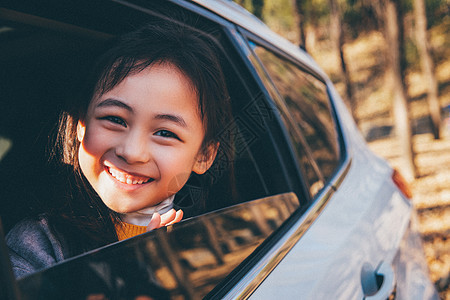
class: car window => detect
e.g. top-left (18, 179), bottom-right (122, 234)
top-left (17, 193), bottom-right (299, 299)
top-left (0, 5), bottom-right (285, 229)
top-left (247, 42), bottom-right (341, 196)
top-left (1, 0), bottom-right (304, 290)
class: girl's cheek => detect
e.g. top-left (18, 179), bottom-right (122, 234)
top-left (166, 172), bottom-right (191, 195)
top-left (82, 126), bottom-right (110, 154)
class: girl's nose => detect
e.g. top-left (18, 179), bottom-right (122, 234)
top-left (115, 130), bottom-right (151, 164)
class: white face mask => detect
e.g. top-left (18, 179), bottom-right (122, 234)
top-left (120, 195), bottom-right (175, 226)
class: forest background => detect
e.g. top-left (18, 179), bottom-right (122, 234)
top-left (233, 0), bottom-right (450, 298)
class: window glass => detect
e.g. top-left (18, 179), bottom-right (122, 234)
top-left (250, 44), bottom-right (340, 195)
top-left (17, 193), bottom-right (300, 299)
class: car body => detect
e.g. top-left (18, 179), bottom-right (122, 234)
top-left (0, 0), bottom-right (439, 299)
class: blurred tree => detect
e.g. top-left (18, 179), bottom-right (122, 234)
top-left (236, 0), bottom-right (299, 42)
top-left (328, 0), bottom-right (357, 122)
top-left (383, 0), bottom-right (417, 180)
top-left (252, 0), bottom-right (264, 20)
top-left (295, 0), bottom-right (307, 50)
top-left (293, 0), bottom-right (330, 49)
top-left (414, 0), bottom-right (441, 139)
top-left (234, 0), bottom-right (262, 19)
top-left (369, 0), bottom-right (385, 30)
top-left (262, 0), bottom-right (298, 40)
top-left (343, 0), bottom-right (383, 37)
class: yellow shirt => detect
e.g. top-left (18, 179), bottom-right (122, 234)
top-left (116, 196), bottom-right (175, 240)
top-left (115, 222), bottom-right (147, 241)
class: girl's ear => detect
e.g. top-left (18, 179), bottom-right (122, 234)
top-left (193, 142), bottom-right (219, 175)
top-left (77, 120), bottom-right (86, 142)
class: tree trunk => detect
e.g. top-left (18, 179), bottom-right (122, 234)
top-left (383, 0), bottom-right (416, 181)
top-left (414, 0), bottom-right (441, 139)
top-left (295, 0), bottom-right (307, 51)
top-left (328, 0), bottom-right (357, 123)
top-left (369, 0), bottom-right (385, 30)
top-left (251, 0), bottom-right (264, 20)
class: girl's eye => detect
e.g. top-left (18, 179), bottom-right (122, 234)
top-left (101, 116), bottom-right (127, 127)
top-left (155, 130), bottom-right (180, 140)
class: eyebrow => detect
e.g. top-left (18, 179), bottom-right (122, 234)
top-left (96, 98), bottom-right (187, 128)
top-left (154, 114), bottom-right (187, 128)
top-left (96, 98), bottom-right (133, 112)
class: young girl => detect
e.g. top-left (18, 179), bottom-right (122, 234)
top-left (6, 21), bottom-right (232, 278)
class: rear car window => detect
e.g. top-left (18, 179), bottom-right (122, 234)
top-left (248, 43), bottom-right (341, 196)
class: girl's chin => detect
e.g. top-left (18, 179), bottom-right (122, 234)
top-left (101, 194), bottom-right (167, 214)
top-left (110, 206), bottom-right (160, 215)
top-left (103, 201), bottom-right (145, 214)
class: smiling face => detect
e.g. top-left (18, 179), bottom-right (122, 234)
top-left (77, 63), bottom-right (217, 213)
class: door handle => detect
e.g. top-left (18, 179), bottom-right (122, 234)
top-left (361, 261), bottom-right (396, 300)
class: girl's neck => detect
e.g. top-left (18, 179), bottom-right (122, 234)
top-left (120, 195), bottom-right (175, 226)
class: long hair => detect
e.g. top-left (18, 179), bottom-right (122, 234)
top-left (51, 20), bottom-right (232, 252)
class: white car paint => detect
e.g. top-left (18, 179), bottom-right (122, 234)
top-left (249, 83), bottom-right (438, 299)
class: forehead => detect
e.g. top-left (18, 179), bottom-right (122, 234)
top-left (90, 62), bottom-right (200, 116)
top-left (91, 64), bottom-right (202, 119)
top-left (96, 60), bottom-right (198, 100)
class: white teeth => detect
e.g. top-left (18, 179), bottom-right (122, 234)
top-left (107, 167), bottom-right (150, 185)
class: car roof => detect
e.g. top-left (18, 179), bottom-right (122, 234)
top-left (190, 0), bottom-right (328, 79)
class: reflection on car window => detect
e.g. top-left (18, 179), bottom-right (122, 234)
top-left (17, 193), bottom-right (299, 299)
top-left (250, 45), bottom-right (340, 196)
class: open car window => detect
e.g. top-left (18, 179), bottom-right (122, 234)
top-left (17, 193), bottom-right (299, 299)
top-left (0, 0), bottom-right (294, 231)
top-left (1, 0), bottom-right (305, 287)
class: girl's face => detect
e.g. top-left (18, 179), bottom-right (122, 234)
top-left (77, 63), bottom-right (216, 213)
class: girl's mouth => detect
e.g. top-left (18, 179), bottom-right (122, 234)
top-left (106, 166), bottom-right (153, 185)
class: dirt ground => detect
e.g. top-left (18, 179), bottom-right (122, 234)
top-left (311, 20), bottom-right (450, 299)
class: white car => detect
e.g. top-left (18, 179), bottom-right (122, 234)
top-left (0, 0), bottom-right (438, 299)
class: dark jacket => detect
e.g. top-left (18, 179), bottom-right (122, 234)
top-left (6, 215), bottom-right (69, 278)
